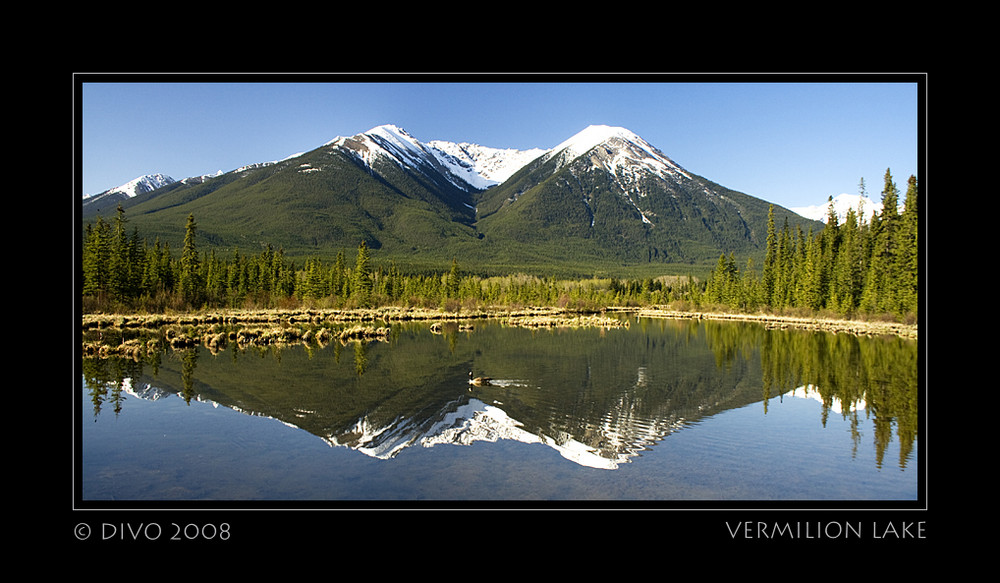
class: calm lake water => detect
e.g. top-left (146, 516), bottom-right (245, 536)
top-left (78, 315), bottom-right (919, 504)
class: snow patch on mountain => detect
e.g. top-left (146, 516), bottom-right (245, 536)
top-left (427, 140), bottom-right (545, 189)
top-left (328, 124), bottom-right (545, 192)
top-left (85, 173), bottom-right (176, 199)
top-left (546, 125), bottom-right (691, 180)
top-left (791, 193), bottom-right (884, 223)
top-left (542, 125), bottom-right (699, 228)
top-left (181, 169), bottom-right (225, 185)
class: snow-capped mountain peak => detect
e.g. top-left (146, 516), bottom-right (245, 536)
top-left (327, 124), bottom-right (428, 170)
top-left (791, 193), bottom-right (884, 223)
top-left (329, 124), bottom-right (545, 192)
top-left (545, 124), bottom-right (691, 181)
top-left (85, 173), bottom-right (176, 199)
top-left (552, 125), bottom-right (641, 158)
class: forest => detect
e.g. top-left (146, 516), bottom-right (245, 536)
top-left (702, 170), bottom-right (919, 322)
top-left (80, 169), bottom-right (919, 324)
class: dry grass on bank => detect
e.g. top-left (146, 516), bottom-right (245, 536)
top-left (81, 304), bottom-right (917, 360)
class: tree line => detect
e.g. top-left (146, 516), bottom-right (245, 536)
top-left (81, 168), bottom-right (917, 322)
top-left (80, 205), bottom-right (698, 313)
top-left (702, 169), bottom-right (919, 321)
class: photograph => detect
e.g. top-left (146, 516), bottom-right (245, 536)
top-left (72, 72), bottom-right (927, 551)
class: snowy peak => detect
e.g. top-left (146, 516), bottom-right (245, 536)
top-left (327, 123), bottom-right (694, 201)
top-left (327, 124), bottom-right (420, 168)
top-left (550, 125), bottom-right (643, 159)
top-left (545, 124), bottom-right (691, 181)
top-left (329, 124), bottom-right (545, 192)
top-left (427, 140), bottom-right (545, 189)
top-left (86, 173), bottom-right (176, 199)
top-left (328, 124), bottom-right (480, 192)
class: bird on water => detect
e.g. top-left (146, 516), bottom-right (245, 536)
top-left (468, 372), bottom-right (492, 386)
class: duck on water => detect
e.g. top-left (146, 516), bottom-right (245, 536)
top-left (468, 372), bottom-right (492, 386)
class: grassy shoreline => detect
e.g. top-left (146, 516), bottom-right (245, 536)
top-left (82, 304), bottom-right (917, 339)
top-left (634, 307), bottom-right (917, 340)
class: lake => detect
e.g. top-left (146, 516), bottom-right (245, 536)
top-left (78, 314), bottom-right (919, 504)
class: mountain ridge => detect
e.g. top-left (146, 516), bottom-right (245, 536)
top-left (81, 124), bottom-right (823, 276)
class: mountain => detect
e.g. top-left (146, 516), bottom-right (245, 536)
top-left (473, 125), bottom-right (815, 268)
top-left (425, 139), bottom-right (547, 189)
top-left (791, 193), bottom-right (884, 224)
top-left (81, 124), bottom-right (821, 276)
top-left (81, 173), bottom-right (177, 215)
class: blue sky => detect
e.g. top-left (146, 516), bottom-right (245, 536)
top-left (79, 75), bottom-right (921, 211)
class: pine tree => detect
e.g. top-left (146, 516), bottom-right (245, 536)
top-left (109, 204), bottom-right (130, 300)
top-left (862, 169), bottom-right (900, 314)
top-left (819, 196), bottom-right (840, 310)
top-left (331, 250), bottom-right (346, 300)
top-left (740, 256), bottom-right (760, 312)
top-left (810, 228), bottom-right (831, 310)
top-left (446, 258), bottom-right (461, 298)
top-left (303, 257), bottom-right (330, 300)
top-left (179, 214), bottom-right (202, 307)
top-left (353, 240), bottom-right (373, 305)
top-left (82, 217), bottom-right (111, 298)
top-left (894, 175), bottom-right (919, 318)
top-left (772, 219), bottom-right (793, 309)
top-left (762, 205), bottom-right (778, 306)
top-left (127, 227), bottom-right (145, 299)
top-left (831, 206), bottom-right (862, 314)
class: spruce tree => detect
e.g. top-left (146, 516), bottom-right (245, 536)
top-left (894, 175), bottom-right (919, 318)
top-left (832, 206), bottom-right (862, 314)
top-left (127, 227), bottom-right (145, 299)
top-left (109, 204), bottom-right (130, 300)
top-left (82, 217), bottom-right (111, 298)
top-left (865, 169), bottom-right (901, 313)
top-left (179, 213), bottom-right (202, 307)
top-left (772, 219), bottom-right (792, 309)
top-left (446, 258), bottom-right (461, 298)
top-left (353, 240), bottom-right (373, 305)
top-left (331, 250), bottom-right (346, 300)
top-left (762, 205), bottom-right (778, 306)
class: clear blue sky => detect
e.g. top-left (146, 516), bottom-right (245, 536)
top-left (79, 75), bottom-right (921, 211)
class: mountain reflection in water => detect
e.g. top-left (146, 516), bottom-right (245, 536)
top-left (82, 316), bottom-right (918, 478)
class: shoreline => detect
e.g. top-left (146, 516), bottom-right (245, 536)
top-left (82, 305), bottom-right (917, 340)
top-left (633, 307), bottom-right (918, 340)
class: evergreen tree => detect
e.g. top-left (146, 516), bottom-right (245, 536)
top-left (352, 240), bottom-right (372, 305)
top-left (82, 217), bottom-right (111, 298)
top-left (303, 257), bottom-right (330, 300)
top-left (894, 175), bottom-right (919, 317)
top-left (861, 169), bottom-right (900, 314)
top-left (818, 196), bottom-right (840, 309)
top-left (127, 227), bottom-right (145, 299)
top-left (831, 206), bottom-right (863, 313)
top-left (800, 228), bottom-right (824, 311)
top-left (179, 214), bottom-right (202, 307)
top-left (773, 218), bottom-right (793, 309)
top-left (762, 205), bottom-right (778, 306)
top-left (446, 258), bottom-right (461, 298)
top-left (331, 250), bottom-right (346, 300)
top-left (739, 256), bottom-right (760, 312)
top-left (204, 249), bottom-right (225, 305)
top-left (158, 241), bottom-right (174, 294)
top-left (108, 204), bottom-right (130, 299)
top-left (227, 247), bottom-right (244, 306)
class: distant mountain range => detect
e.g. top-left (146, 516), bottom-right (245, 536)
top-left (81, 124), bottom-right (823, 276)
